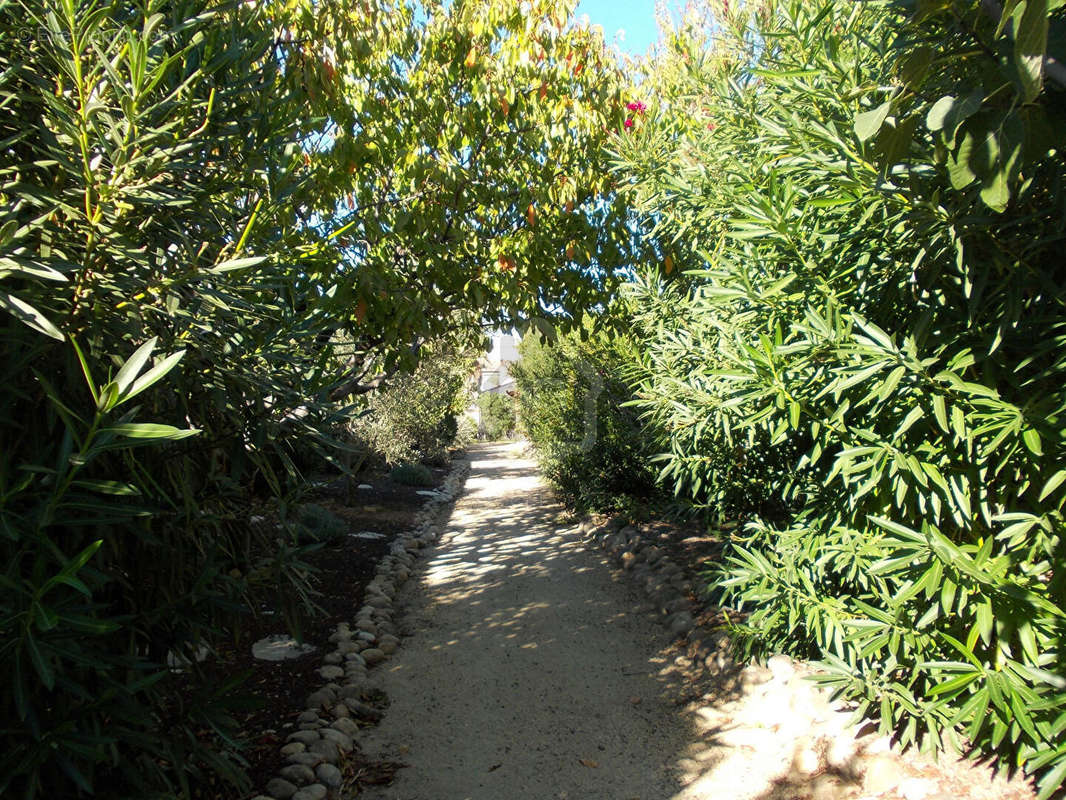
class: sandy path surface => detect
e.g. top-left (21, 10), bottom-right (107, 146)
top-left (357, 443), bottom-right (693, 800)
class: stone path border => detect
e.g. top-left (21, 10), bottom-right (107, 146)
top-left (249, 456), bottom-right (470, 800)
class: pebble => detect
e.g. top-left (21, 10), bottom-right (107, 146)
top-left (767, 653), bottom-right (795, 681)
top-left (287, 730), bottom-right (321, 745)
top-left (318, 665), bottom-right (345, 680)
top-left (316, 763), bottom-right (343, 789)
top-left (826, 732), bottom-right (859, 772)
top-left (344, 697), bottom-right (382, 721)
top-left (361, 648), bottom-right (386, 665)
top-left (287, 752), bottom-right (324, 767)
top-left (265, 778), bottom-right (298, 799)
top-left (306, 688), bottom-right (334, 709)
top-left (663, 596), bottom-right (690, 614)
top-left (791, 736), bottom-right (822, 775)
top-left (740, 664), bottom-right (772, 687)
top-left (319, 727), bottom-right (354, 751)
top-left (332, 717), bottom-right (360, 737)
top-left (899, 776), bottom-right (938, 800)
top-left (278, 764), bottom-right (315, 785)
top-left (668, 610), bottom-right (695, 636)
top-left (279, 742), bottom-right (306, 757)
top-left (862, 753), bottom-right (901, 794)
top-left (309, 738), bottom-right (340, 763)
top-left (291, 785), bottom-right (327, 800)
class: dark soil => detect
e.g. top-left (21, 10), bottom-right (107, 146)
top-left (192, 463), bottom-right (452, 799)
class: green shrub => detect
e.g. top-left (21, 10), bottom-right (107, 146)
top-left (0, 0), bottom-right (334, 794)
top-left (389, 462), bottom-right (436, 487)
top-left (478, 392), bottom-right (516, 440)
top-left (296, 504), bottom-right (349, 541)
top-left (456, 413), bottom-right (479, 446)
top-left (613, 0), bottom-right (1066, 794)
top-left (354, 340), bottom-right (477, 466)
top-left (511, 321), bottom-right (662, 513)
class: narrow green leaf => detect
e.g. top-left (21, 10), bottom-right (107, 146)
top-left (1036, 756), bottom-right (1066, 800)
top-left (114, 337), bottom-right (158, 396)
top-left (24, 633), bottom-right (54, 689)
top-left (976, 602), bottom-right (995, 646)
top-left (71, 479), bottom-right (142, 496)
top-left (0, 292), bottom-right (64, 340)
top-left (1023, 428), bottom-right (1043, 456)
top-left (929, 670), bottom-right (980, 696)
top-left (1038, 470), bottom-right (1066, 502)
top-left (125, 350), bottom-right (186, 402)
top-left (207, 255), bottom-right (267, 274)
top-left (70, 338), bottom-right (98, 405)
top-left (102, 423), bottom-right (200, 440)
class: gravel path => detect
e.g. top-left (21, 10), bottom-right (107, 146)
top-left (357, 443), bottom-right (692, 800)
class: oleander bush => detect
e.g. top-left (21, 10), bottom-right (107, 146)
top-left (612, 0), bottom-right (1066, 794)
top-left (0, 0), bottom-right (634, 795)
top-left (0, 0), bottom-right (335, 793)
top-left (512, 321), bottom-right (663, 513)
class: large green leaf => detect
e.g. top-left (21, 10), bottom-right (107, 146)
top-left (1015, 0), bottom-right (1049, 102)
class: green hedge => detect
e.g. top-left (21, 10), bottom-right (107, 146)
top-left (478, 391), bottom-right (516, 440)
top-left (612, 0), bottom-right (1066, 794)
top-left (511, 323), bottom-right (662, 514)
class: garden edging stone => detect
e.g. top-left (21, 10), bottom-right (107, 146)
top-left (256, 456), bottom-right (470, 800)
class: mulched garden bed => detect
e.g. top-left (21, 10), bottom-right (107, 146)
top-left (188, 463), bottom-right (451, 799)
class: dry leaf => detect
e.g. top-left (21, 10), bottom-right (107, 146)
top-left (629, 695), bottom-right (642, 705)
top-left (578, 758), bottom-right (599, 768)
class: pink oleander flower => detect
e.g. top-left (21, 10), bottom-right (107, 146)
top-left (624, 117), bottom-right (634, 129)
top-left (626, 101), bottom-right (646, 114)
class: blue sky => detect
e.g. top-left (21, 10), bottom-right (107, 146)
top-left (575, 0), bottom-right (660, 56)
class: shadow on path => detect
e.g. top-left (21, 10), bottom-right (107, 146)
top-left (355, 443), bottom-right (694, 800)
